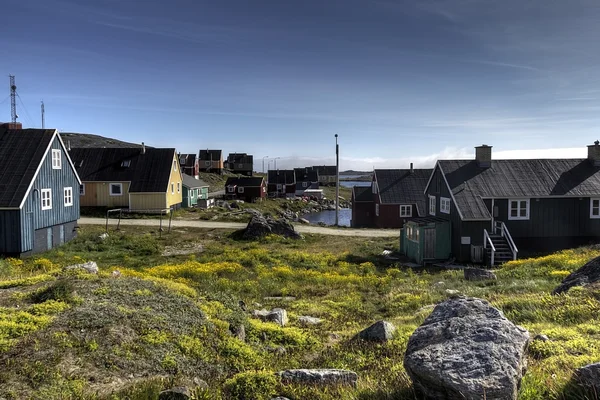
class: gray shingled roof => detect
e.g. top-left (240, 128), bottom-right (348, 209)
top-left (268, 170), bottom-right (296, 184)
top-left (311, 165), bottom-right (337, 176)
top-left (438, 159), bottom-right (600, 220)
top-left (182, 174), bottom-right (208, 189)
top-left (352, 186), bottom-right (373, 202)
top-left (374, 169), bottom-right (433, 216)
top-left (0, 128), bottom-right (57, 208)
top-left (199, 149), bottom-right (222, 161)
top-left (225, 177), bottom-right (264, 187)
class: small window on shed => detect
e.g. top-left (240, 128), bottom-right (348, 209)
top-left (52, 149), bottom-right (61, 169)
top-left (110, 183), bottom-right (123, 196)
top-left (79, 184), bottom-right (85, 196)
top-left (121, 160), bottom-right (131, 168)
top-left (238, 187), bottom-right (245, 194)
top-left (591, 199), bottom-right (600, 218)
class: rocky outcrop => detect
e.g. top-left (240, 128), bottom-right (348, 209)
top-left (65, 261), bottom-right (98, 274)
top-left (354, 320), bottom-right (396, 342)
top-left (252, 308), bottom-right (289, 326)
top-left (464, 268), bottom-right (497, 281)
top-left (278, 369), bottom-right (358, 387)
top-left (243, 215), bottom-right (302, 240)
top-left (298, 316), bottom-right (322, 326)
top-left (572, 362), bottom-right (600, 395)
top-left (553, 255), bottom-right (600, 294)
top-left (404, 296), bottom-right (530, 400)
top-left (158, 386), bottom-right (191, 400)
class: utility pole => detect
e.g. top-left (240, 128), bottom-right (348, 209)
top-left (335, 134), bottom-right (339, 226)
top-left (41, 101), bottom-right (45, 129)
top-left (262, 156), bottom-right (269, 173)
top-left (9, 75), bottom-right (17, 124)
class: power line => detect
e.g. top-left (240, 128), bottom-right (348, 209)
top-left (16, 92), bottom-right (35, 127)
top-left (0, 95), bottom-right (9, 106)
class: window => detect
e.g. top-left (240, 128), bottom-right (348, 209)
top-left (440, 197), bottom-right (451, 214)
top-left (171, 183), bottom-right (174, 194)
top-left (406, 224), bottom-right (419, 241)
top-left (509, 199), bottom-right (530, 220)
top-left (41, 189), bottom-right (52, 210)
top-left (302, 182), bottom-right (308, 188)
top-left (51, 149), bottom-right (61, 169)
top-left (375, 203), bottom-right (380, 217)
top-left (120, 160), bottom-right (131, 168)
top-left (205, 161), bottom-right (211, 166)
top-left (262, 187), bottom-right (266, 193)
top-left (429, 195), bottom-right (436, 215)
top-left (177, 182), bottom-right (181, 193)
top-left (238, 187), bottom-right (245, 193)
top-left (173, 160), bottom-right (177, 171)
top-left (238, 163), bottom-right (243, 169)
top-left (400, 205), bottom-right (412, 217)
top-left (277, 184), bottom-right (282, 190)
top-left (79, 184), bottom-right (85, 196)
top-left (109, 183), bottom-right (123, 196)
top-left (227, 186), bottom-right (235, 193)
top-left (591, 199), bottom-right (600, 218)
top-left (64, 187), bottom-right (73, 206)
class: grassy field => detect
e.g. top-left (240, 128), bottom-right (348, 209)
top-left (0, 226), bottom-right (599, 399)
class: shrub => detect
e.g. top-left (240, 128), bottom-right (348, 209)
top-left (223, 370), bottom-right (278, 400)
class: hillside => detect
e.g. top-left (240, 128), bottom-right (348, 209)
top-left (0, 226), bottom-right (599, 399)
top-left (60, 132), bottom-right (146, 148)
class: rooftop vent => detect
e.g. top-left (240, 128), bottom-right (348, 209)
top-left (588, 140), bottom-right (600, 167)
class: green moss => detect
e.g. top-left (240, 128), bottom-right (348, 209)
top-left (223, 370), bottom-right (279, 400)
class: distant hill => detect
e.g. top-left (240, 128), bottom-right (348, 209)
top-left (340, 170), bottom-right (371, 175)
top-left (60, 132), bottom-right (148, 149)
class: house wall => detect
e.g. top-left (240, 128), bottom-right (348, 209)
top-left (130, 193), bottom-right (168, 211)
top-left (198, 187), bottom-right (209, 200)
top-left (0, 211), bottom-right (22, 253)
top-left (199, 159), bottom-right (223, 172)
top-left (80, 182), bottom-right (131, 207)
top-left (182, 187), bottom-right (198, 208)
top-left (19, 137), bottom-right (81, 253)
top-left (19, 221), bottom-right (78, 257)
top-left (166, 154), bottom-right (183, 208)
top-left (351, 202), bottom-right (373, 227)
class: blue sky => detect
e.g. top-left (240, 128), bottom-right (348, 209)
top-left (2, 0), bottom-right (600, 170)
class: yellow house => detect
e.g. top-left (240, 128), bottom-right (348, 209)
top-left (69, 146), bottom-right (183, 212)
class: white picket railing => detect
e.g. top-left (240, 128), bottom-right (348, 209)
top-left (483, 229), bottom-right (496, 266)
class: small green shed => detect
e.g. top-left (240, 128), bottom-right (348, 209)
top-left (182, 174), bottom-right (209, 208)
top-left (400, 217), bottom-right (451, 265)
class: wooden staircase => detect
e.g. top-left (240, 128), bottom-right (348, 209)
top-left (486, 234), bottom-right (514, 266)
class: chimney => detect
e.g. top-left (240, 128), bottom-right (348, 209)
top-left (475, 145), bottom-right (492, 168)
top-left (141, 142), bottom-right (146, 154)
top-left (588, 140), bottom-right (600, 166)
top-left (0, 122), bottom-right (22, 130)
top-left (410, 163), bottom-right (414, 173)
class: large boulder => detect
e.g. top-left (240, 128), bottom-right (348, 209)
top-left (464, 268), bottom-right (497, 281)
top-left (572, 362), bottom-right (600, 395)
top-left (243, 215), bottom-right (302, 240)
top-left (298, 316), bottom-right (322, 326)
top-left (404, 296), bottom-right (530, 400)
top-left (266, 217), bottom-right (302, 239)
top-left (354, 320), bottom-right (396, 342)
top-left (158, 386), bottom-right (191, 400)
top-left (65, 261), bottom-right (98, 274)
top-left (553, 255), bottom-right (600, 294)
top-left (278, 369), bottom-right (358, 387)
top-left (252, 308), bottom-right (289, 326)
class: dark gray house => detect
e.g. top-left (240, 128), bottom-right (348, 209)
top-left (0, 125), bottom-right (81, 256)
top-left (294, 168), bottom-right (319, 196)
top-left (227, 153), bottom-right (254, 176)
top-left (424, 143), bottom-right (600, 265)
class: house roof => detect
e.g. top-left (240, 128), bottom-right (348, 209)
top-left (0, 128), bottom-right (62, 208)
top-left (69, 147), bottom-right (177, 193)
top-left (60, 132), bottom-right (145, 148)
top-left (374, 169), bottom-right (433, 216)
top-left (225, 177), bottom-right (264, 187)
top-left (228, 153), bottom-right (253, 163)
top-left (352, 186), bottom-right (373, 203)
top-left (294, 168), bottom-right (318, 182)
top-left (199, 149), bottom-right (222, 161)
top-left (268, 170), bottom-right (296, 184)
top-left (178, 154), bottom-right (197, 168)
top-left (438, 159), bottom-right (600, 220)
top-left (311, 165), bottom-right (336, 176)
top-left (182, 174), bottom-right (208, 189)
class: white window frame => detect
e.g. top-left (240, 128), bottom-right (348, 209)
top-left (177, 182), bottom-right (181, 193)
top-left (277, 184), bottom-right (282, 190)
top-left (375, 203), bottom-right (380, 217)
top-left (508, 199), bottom-right (530, 220)
top-left (591, 198), bottom-right (600, 219)
top-left (302, 182), bottom-right (308, 188)
top-left (238, 186), bottom-right (245, 194)
top-left (429, 195), bottom-right (436, 216)
top-left (63, 187), bottom-right (73, 207)
top-left (440, 197), bottom-right (451, 214)
top-left (228, 186), bottom-right (235, 193)
top-left (80, 183), bottom-right (85, 196)
top-left (400, 205), bottom-right (412, 217)
top-left (51, 149), bottom-right (61, 169)
top-left (41, 189), bottom-right (52, 210)
top-left (109, 183), bottom-right (123, 196)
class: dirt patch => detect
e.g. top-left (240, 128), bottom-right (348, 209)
top-left (162, 242), bottom-right (204, 256)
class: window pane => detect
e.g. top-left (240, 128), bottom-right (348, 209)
top-left (594, 199), bottom-right (600, 208)
top-left (511, 209), bottom-right (518, 217)
top-left (520, 200), bottom-right (527, 209)
top-left (520, 208), bottom-right (527, 217)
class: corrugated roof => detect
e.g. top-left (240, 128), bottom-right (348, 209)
top-left (0, 128), bottom-right (57, 208)
top-left (294, 168), bottom-right (318, 182)
top-left (439, 159), bottom-right (600, 220)
top-left (225, 176), bottom-right (264, 187)
top-left (374, 169), bottom-right (432, 216)
top-left (352, 186), bottom-right (373, 202)
top-left (69, 147), bottom-right (177, 193)
top-left (199, 149), bottom-right (222, 161)
top-left (228, 153), bottom-right (253, 163)
top-left (182, 174), bottom-right (208, 189)
top-left (268, 170), bottom-right (296, 184)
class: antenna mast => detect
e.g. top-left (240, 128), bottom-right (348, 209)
top-left (41, 101), bottom-right (45, 129)
top-left (9, 75), bottom-right (17, 123)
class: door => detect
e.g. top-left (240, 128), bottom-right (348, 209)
top-left (47, 227), bottom-right (53, 250)
top-left (424, 228), bottom-right (436, 259)
top-left (59, 225), bottom-right (65, 245)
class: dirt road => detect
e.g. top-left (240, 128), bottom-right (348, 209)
top-left (78, 217), bottom-right (398, 238)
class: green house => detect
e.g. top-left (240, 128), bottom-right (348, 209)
top-left (182, 174), bottom-right (209, 208)
top-left (400, 217), bottom-right (451, 265)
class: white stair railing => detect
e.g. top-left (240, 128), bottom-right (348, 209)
top-left (483, 229), bottom-right (496, 266)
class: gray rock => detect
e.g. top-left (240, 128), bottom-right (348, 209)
top-left (99, 233), bottom-right (109, 240)
top-left (266, 216), bottom-right (302, 239)
top-left (355, 320), bottom-right (396, 342)
top-left (243, 215), bottom-right (302, 240)
top-left (252, 308), bottom-right (289, 326)
top-left (298, 316), bottom-right (322, 326)
top-left (252, 309), bottom-right (270, 318)
top-left (533, 334), bottom-right (549, 342)
top-left (278, 369), bottom-right (358, 387)
top-left (230, 323), bottom-right (246, 342)
top-left (245, 208), bottom-right (262, 217)
top-left (445, 289), bottom-right (460, 295)
top-left (464, 267), bottom-right (497, 281)
top-left (266, 345), bottom-right (287, 355)
top-left (263, 296), bottom-right (296, 301)
top-left (111, 270), bottom-right (121, 277)
top-left (271, 397), bottom-right (291, 400)
top-left (298, 218), bottom-right (310, 224)
top-left (553, 255), bottom-right (600, 294)
top-left (433, 281), bottom-right (446, 287)
top-left (573, 362), bottom-right (600, 395)
top-left (404, 296), bottom-right (530, 400)
top-left (158, 386), bottom-right (191, 400)
top-left (65, 261), bottom-right (98, 274)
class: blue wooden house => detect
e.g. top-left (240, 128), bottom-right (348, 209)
top-left (0, 124), bottom-right (81, 256)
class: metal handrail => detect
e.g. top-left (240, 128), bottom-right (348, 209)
top-left (500, 222), bottom-right (518, 261)
top-left (483, 229), bottom-right (496, 266)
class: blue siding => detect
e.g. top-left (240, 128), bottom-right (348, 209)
top-left (0, 210), bottom-right (22, 253)
top-left (20, 136), bottom-right (80, 252)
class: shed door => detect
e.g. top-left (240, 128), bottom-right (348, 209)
top-left (47, 228), bottom-right (53, 250)
top-left (424, 228), bottom-right (436, 259)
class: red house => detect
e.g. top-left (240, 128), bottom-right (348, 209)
top-left (225, 177), bottom-right (266, 203)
